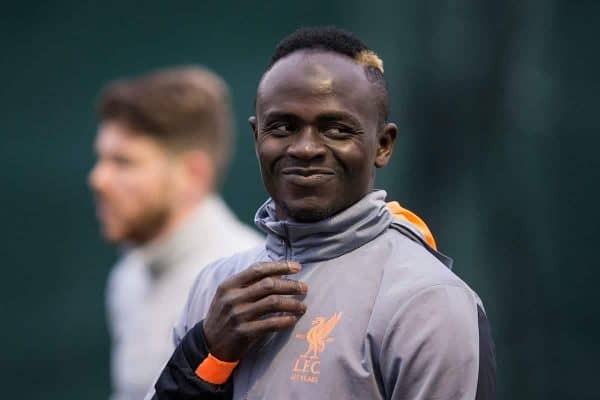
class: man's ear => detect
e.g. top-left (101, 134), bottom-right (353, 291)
top-left (249, 116), bottom-right (258, 142)
top-left (375, 122), bottom-right (398, 168)
top-left (180, 150), bottom-right (214, 195)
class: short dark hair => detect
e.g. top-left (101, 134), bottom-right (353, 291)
top-left (264, 26), bottom-right (389, 122)
top-left (97, 66), bottom-right (233, 175)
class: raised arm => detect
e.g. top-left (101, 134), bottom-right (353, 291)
top-left (151, 261), bottom-right (308, 399)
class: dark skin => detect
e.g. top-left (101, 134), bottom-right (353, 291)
top-left (203, 50), bottom-right (397, 362)
top-left (202, 261), bottom-right (307, 361)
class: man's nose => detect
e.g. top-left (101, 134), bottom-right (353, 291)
top-left (88, 162), bottom-right (109, 192)
top-left (286, 127), bottom-right (326, 160)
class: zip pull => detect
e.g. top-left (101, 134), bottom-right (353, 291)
top-left (281, 237), bottom-right (291, 261)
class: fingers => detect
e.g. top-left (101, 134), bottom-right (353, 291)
top-left (232, 295), bottom-right (307, 322)
top-left (237, 315), bottom-right (301, 337)
top-left (236, 276), bottom-right (307, 303)
top-left (203, 260), bottom-right (307, 361)
top-left (222, 261), bottom-right (301, 290)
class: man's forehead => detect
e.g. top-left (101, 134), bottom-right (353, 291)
top-left (96, 121), bottom-right (156, 152)
top-left (256, 50), bottom-right (375, 116)
top-left (258, 51), bottom-right (369, 98)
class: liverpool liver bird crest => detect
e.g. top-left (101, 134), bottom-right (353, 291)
top-left (299, 312), bottom-right (342, 359)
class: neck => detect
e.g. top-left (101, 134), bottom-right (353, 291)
top-left (255, 190), bottom-right (392, 264)
top-left (160, 207), bottom-right (195, 241)
top-left (140, 200), bottom-right (202, 247)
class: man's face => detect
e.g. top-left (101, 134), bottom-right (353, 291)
top-left (89, 121), bottom-right (175, 245)
top-left (251, 51), bottom-right (396, 222)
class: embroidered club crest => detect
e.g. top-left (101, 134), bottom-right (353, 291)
top-left (290, 312), bottom-right (342, 384)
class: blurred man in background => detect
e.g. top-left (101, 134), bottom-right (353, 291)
top-left (88, 66), bottom-right (262, 400)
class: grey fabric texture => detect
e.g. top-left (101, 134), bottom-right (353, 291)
top-left (168, 191), bottom-right (484, 399)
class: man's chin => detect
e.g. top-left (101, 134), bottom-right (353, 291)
top-left (103, 221), bottom-right (170, 246)
top-left (98, 220), bottom-right (135, 244)
top-left (101, 226), bottom-right (127, 244)
top-left (283, 203), bottom-right (337, 223)
top-left (278, 194), bottom-right (367, 223)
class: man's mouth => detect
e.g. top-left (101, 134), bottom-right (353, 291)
top-left (280, 167), bottom-right (335, 186)
top-left (281, 167), bottom-right (335, 177)
top-left (94, 199), bottom-right (114, 222)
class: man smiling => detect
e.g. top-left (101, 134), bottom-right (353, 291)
top-left (149, 27), bottom-right (495, 400)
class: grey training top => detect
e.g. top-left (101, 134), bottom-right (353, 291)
top-left (171, 191), bottom-right (490, 399)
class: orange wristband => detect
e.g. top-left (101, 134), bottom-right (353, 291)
top-left (195, 353), bottom-right (239, 385)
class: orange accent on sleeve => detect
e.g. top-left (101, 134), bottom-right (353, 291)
top-left (386, 201), bottom-right (437, 250)
top-left (195, 353), bottom-right (239, 385)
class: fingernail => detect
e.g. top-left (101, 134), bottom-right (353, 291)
top-left (288, 261), bottom-right (301, 272)
top-left (300, 282), bottom-right (308, 293)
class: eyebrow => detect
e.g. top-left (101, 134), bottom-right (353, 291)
top-left (316, 112), bottom-right (362, 127)
top-left (262, 111), bottom-right (298, 122)
top-left (262, 110), bottom-right (362, 127)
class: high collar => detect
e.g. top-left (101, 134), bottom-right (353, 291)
top-left (254, 190), bottom-right (392, 264)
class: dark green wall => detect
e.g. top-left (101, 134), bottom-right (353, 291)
top-left (1, 1), bottom-right (597, 399)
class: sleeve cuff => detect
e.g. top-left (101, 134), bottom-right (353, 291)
top-left (181, 321), bottom-right (239, 385)
top-left (195, 353), bottom-right (239, 385)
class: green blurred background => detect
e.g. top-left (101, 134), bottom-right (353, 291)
top-left (1, 1), bottom-right (598, 399)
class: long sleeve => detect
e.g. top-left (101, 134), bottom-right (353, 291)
top-left (151, 320), bottom-right (233, 400)
top-left (379, 285), bottom-right (496, 400)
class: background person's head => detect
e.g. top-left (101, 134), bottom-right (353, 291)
top-left (89, 66), bottom-right (232, 245)
top-left (250, 27), bottom-right (397, 222)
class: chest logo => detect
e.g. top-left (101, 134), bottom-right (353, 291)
top-left (290, 312), bottom-right (342, 384)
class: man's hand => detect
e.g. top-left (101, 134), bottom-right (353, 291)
top-left (203, 261), bottom-right (307, 362)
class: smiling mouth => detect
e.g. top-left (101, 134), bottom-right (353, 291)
top-left (280, 167), bottom-right (335, 186)
top-left (281, 167), bottom-right (335, 177)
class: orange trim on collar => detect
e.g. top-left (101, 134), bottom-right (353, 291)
top-left (386, 202), bottom-right (437, 250)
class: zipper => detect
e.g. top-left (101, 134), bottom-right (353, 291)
top-left (244, 226), bottom-right (292, 399)
top-left (282, 224), bottom-right (291, 261)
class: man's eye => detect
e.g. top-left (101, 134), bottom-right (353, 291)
top-left (268, 123), bottom-right (293, 135)
top-left (112, 156), bottom-right (133, 167)
top-left (323, 126), bottom-right (352, 138)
